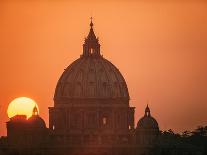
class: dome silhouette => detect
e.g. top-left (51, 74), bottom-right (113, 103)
top-left (137, 116), bottom-right (159, 129)
top-left (54, 57), bottom-right (129, 100)
top-left (28, 115), bottom-right (46, 129)
top-left (27, 106), bottom-right (46, 129)
top-left (137, 105), bottom-right (159, 129)
top-left (54, 20), bottom-right (129, 104)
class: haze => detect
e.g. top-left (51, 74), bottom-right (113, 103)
top-left (0, 0), bottom-right (207, 135)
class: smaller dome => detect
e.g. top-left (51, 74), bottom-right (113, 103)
top-left (137, 105), bottom-right (159, 129)
top-left (137, 116), bottom-right (159, 129)
top-left (28, 115), bottom-right (46, 129)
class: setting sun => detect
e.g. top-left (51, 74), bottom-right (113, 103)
top-left (7, 97), bottom-right (39, 119)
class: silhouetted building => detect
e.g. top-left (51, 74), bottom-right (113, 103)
top-left (47, 19), bottom-right (136, 155)
top-left (6, 107), bottom-right (48, 149)
top-left (0, 19), bottom-right (203, 155)
top-left (136, 105), bottom-right (159, 145)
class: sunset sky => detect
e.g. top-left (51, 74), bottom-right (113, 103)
top-left (0, 0), bottom-right (207, 135)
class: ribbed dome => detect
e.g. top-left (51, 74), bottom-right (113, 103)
top-left (137, 105), bottom-right (159, 129)
top-left (54, 56), bottom-right (129, 102)
top-left (54, 20), bottom-right (129, 104)
top-left (28, 115), bottom-right (46, 129)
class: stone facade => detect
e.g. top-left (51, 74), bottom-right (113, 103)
top-left (0, 20), bottom-right (203, 155)
top-left (47, 20), bottom-right (137, 154)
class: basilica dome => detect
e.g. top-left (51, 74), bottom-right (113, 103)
top-left (54, 20), bottom-right (129, 104)
top-left (137, 105), bottom-right (159, 130)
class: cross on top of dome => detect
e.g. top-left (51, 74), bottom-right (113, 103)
top-left (90, 17), bottom-right (94, 27)
top-left (82, 17), bottom-right (101, 57)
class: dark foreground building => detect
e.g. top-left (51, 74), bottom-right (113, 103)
top-left (0, 20), bottom-right (203, 155)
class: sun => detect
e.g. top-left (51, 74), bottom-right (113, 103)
top-left (7, 97), bottom-right (39, 119)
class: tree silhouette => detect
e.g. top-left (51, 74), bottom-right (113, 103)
top-left (181, 130), bottom-right (191, 138)
top-left (191, 126), bottom-right (207, 137)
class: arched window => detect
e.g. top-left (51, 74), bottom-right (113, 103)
top-left (102, 117), bottom-right (107, 125)
top-left (90, 48), bottom-right (93, 54)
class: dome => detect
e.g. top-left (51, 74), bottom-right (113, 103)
top-left (137, 116), bottom-right (159, 129)
top-left (28, 115), bottom-right (46, 129)
top-left (137, 105), bottom-right (159, 129)
top-left (27, 106), bottom-right (46, 128)
top-left (54, 20), bottom-right (129, 104)
top-left (54, 57), bottom-right (129, 100)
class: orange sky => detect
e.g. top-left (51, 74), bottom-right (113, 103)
top-left (0, 0), bottom-right (207, 136)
